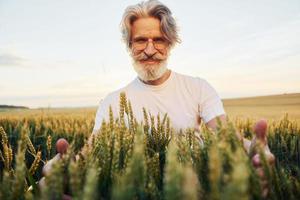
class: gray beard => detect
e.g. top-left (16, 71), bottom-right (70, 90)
top-left (132, 60), bottom-right (168, 81)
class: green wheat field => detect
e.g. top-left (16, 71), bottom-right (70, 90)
top-left (0, 93), bottom-right (300, 200)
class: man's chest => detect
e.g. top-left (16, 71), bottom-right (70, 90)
top-left (125, 90), bottom-right (199, 131)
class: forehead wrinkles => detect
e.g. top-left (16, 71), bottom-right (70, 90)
top-left (132, 17), bottom-right (163, 38)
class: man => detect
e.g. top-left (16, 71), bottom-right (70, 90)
top-left (43, 0), bottom-right (275, 198)
top-left (93, 0), bottom-right (225, 134)
top-left (90, 0), bottom-right (274, 197)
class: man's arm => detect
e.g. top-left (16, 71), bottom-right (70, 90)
top-left (205, 114), bottom-right (251, 152)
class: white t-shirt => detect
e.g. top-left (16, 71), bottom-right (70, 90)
top-left (93, 71), bottom-right (225, 133)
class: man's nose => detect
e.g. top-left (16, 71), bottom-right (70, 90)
top-left (143, 40), bottom-right (157, 57)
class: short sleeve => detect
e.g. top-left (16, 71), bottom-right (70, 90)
top-left (199, 79), bottom-right (226, 123)
top-left (92, 90), bottom-right (121, 134)
top-left (92, 99), bottom-right (108, 133)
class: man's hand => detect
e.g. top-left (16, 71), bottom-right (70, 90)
top-left (42, 138), bottom-right (69, 176)
top-left (205, 116), bottom-right (276, 198)
top-left (249, 119), bottom-right (275, 198)
top-left (39, 138), bottom-right (72, 200)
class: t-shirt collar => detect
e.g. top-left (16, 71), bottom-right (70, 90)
top-left (136, 70), bottom-right (174, 91)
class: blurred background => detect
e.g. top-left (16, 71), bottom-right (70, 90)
top-left (0, 0), bottom-right (300, 108)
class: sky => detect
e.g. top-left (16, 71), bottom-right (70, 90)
top-left (0, 0), bottom-right (300, 108)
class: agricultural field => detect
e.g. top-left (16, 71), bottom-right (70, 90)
top-left (224, 93), bottom-right (300, 121)
top-left (0, 93), bottom-right (300, 199)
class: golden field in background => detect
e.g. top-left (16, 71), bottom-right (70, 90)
top-left (0, 93), bottom-right (299, 127)
top-left (1, 93), bottom-right (299, 122)
top-left (223, 93), bottom-right (300, 122)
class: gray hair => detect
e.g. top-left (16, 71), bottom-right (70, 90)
top-left (120, 0), bottom-right (181, 49)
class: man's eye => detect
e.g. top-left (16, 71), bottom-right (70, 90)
top-left (134, 38), bottom-right (147, 43)
top-left (153, 38), bottom-right (166, 43)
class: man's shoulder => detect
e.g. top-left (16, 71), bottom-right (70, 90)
top-left (172, 71), bottom-right (218, 100)
top-left (172, 71), bottom-right (208, 87)
top-left (101, 78), bottom-right (138, 105)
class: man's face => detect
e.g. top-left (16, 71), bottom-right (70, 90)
top-left (130, 17), bottom-right (170, 81)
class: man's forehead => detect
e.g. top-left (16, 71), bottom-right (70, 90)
top-left (131, 17), bottom-right (163, 38)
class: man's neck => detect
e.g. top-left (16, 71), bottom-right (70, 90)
top-left (140, 69), bottom-right (171, 86)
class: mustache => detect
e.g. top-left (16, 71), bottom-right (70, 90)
top-left (134, 53), bottom-right (165, 62)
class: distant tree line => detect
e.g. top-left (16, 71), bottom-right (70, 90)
top-left (0, 105), bottom-right (29, 109)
